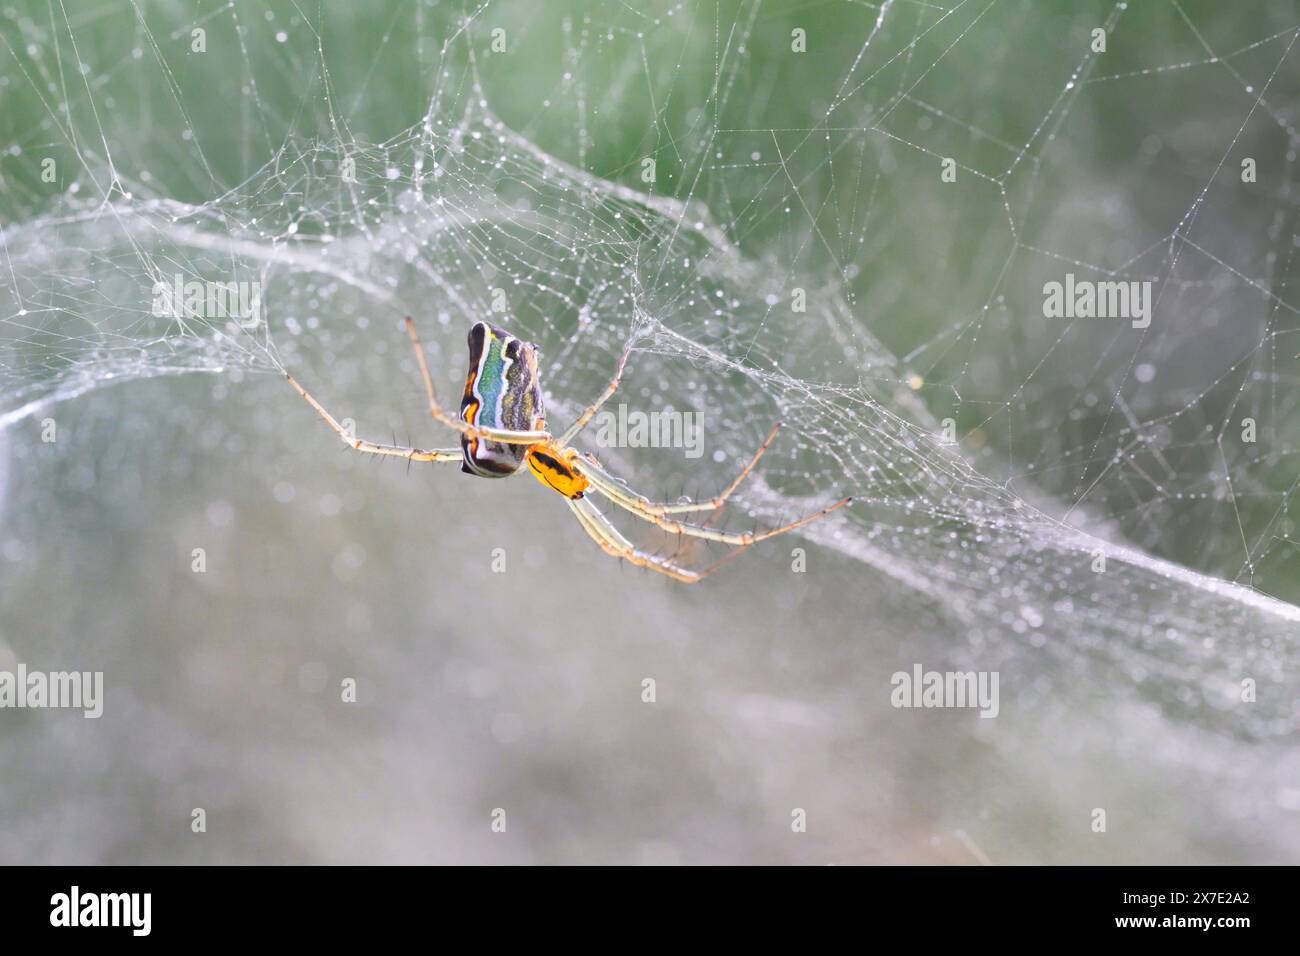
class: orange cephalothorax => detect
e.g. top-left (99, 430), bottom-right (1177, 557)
top-left (526, 444), bottom-right (590, 499)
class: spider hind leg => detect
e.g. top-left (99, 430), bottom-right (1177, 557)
top-left (567, 490), bottom-right (851, 584)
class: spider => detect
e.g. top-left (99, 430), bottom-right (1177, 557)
top-left (284, 318), bottom-right (851, 583)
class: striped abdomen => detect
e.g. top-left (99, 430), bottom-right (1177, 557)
top-left (459, 321), bottom-right (544, 477)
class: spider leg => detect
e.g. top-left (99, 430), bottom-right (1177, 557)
top-left (572, 421), bottom-right (783, 516)
top-left (286, 372), bottom-right (461, 462)
top-left (576, 455), bottom-right (717, 512)
top-left (669, 421), bottom-right (785, 562)
top-left (697, 421), bottom-right (783, 529)
top-left (558, 344), bottom-right (633, 446)
top-left (404, 316), bottom-right (550, 446)
top-left (581, 463), bottom-right (851, 545)
top-left (666, 421), bottom-right (784, 562)
top-left (566, 496), bottom-right (749, 584)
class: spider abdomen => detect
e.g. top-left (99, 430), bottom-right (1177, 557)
top-left (459, 321), bottom-right (544, 478)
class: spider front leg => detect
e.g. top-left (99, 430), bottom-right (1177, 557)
top-left (404, 316), bottom-right (550, 446)
top-left (285, 372), bottom-right (461, 462)
top-left (558, 343), bottom-right (634, 446)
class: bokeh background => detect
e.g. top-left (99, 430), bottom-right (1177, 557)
top-left (1, 0), bottom-right (1298, 864)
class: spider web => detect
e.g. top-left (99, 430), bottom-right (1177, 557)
top-left (1, 1), bottom-right (1298, 858)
